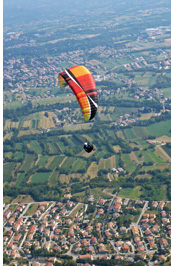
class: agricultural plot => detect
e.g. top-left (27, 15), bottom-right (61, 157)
top-left (4, 120), bottom-right (19, 130)
top-left (48, 170), bottom-right (59, 185)
top-left (124, 128), bottom-right (137, 140)
top-left (146, 120), bottom-right (171, 138)
top-left (32, 120), bottom-right (39, 129)
top-left (122, 154), bottom-right (136, 173)
top-left (72, 159), bottom-right (87, 172)
top-left (47, 156), bottom-right (65, 170)
top-left (118, 186), bottom-right (142, 200)
top-left (28, 140), bottom-right (42, 154)
top-left (60, 157), bottom-right (77, 171)
top-left (47, 142), bottom-right (59, 154)
top-left (19, 154), bottom-right (35, 172)
top-left (147, 149), bottom-right (165, 163)
top-left (133, 126), bottom-right (149, 139)
top-left (138, 113), bottom-right (156, 120)
top-left (30, 172), bottom-right (51, 183)
top-left (162, 145), bottom-right (171, 158)
top-left (18, 129), bottom-right (41, 137)
top-left (86, 162), bottom-right (98, 179)
top-left (16, 173), bottom-right (26, 186)
top-left (3, 162), bottom-right (15, 182)
top-left (15, 152), bottom-right (24, 161)
top-left (15, 143), bottom-right (23, 151)
top-left (99, 155), bottom-right (116, 171)
top-left (36, 155), bottom-right (49, 167)
top-left (59, 174), bottom-right (70, 184)
top-left (22, 120), bottom-right (32, 129)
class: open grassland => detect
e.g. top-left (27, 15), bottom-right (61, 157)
top-left (118, 186), bottom-right (142, 200)
top-left (139, 113), bottom-right (156, 120)
top-left (11, 195), bottom-right (34, 204)
top-left (116, 130), bottom-right (125, 140)
top-left (30, 172), bottom-right (51, 183)
top-left (3, 196), bottom-right (12, 204)
top-left (19, 154), bottom-right (35, 172)
top-left (3, 162), bottom-right (15, 182)
top-left (122, 154), bottom-right (136, 173)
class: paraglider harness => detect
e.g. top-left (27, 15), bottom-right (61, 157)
top-left (84, 142), bottom-right (95, 153)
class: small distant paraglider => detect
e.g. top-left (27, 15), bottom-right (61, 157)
top-left (59, 65), bottom-right (98, 153)
top-left (83, 142), bottom-right (95, 153)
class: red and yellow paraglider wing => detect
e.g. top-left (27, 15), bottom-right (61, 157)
top-left (59, 65), bottom-right (98, 122)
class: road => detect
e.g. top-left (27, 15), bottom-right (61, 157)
top-left (136, 201), bottom-right (148, 225)
top-left (102, 194), bottom-right (116, 238)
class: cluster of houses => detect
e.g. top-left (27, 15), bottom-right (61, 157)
top-left (3, 194), bottom-right (171, 265)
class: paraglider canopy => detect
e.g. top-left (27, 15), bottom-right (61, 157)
top-left (83, 142), bottom-right (95, 153)
top-left (58, 65), bottom-right (98, 122)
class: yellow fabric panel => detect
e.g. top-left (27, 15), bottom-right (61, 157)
top-left (83, 113), bottom-right (90, 121)
top-left (70, 65), bottom-right (91, 78)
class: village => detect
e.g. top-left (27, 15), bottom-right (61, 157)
top-left (3, 193), bottom-right (171, 265)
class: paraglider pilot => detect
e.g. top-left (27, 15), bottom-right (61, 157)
top-left (84, 142), bottom-right (95, 153)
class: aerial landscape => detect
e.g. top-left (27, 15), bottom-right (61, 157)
top-left (3, 0), bottom-right (171, 265)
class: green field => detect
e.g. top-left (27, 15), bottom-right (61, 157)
top-left (146, 120), bottom-right (171, 138)
top-left (122, 154), bottom-right (136, 173)
top-left (47, 156), bottom-right (65, 170)
top-left (147, 149), bottom-right (165, 163)
top-left (28, 140), bottom-right (42, 154)
top-left (118, 186), bottom-right (142, 199)
top-left (19, 154), bottom-right (35, 172)
top-left (15, 152), bottom-right (24, 160)
top-left (72, 159), bottom-right (87, 172)
top-left (16, 173), bottom-right (26, 186)
top-left (133, 127), bottom-right (149, 139)
top-left (3, 162), bottom-right (15, 182)
top-left (60, 157), bottom-right (77, 170)
top-left (30, 172), bottom-right (51, 183)
top-left (37, 155), bottom-right (49, 167)
top-left (124, 128), bottom-right (137, 140)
